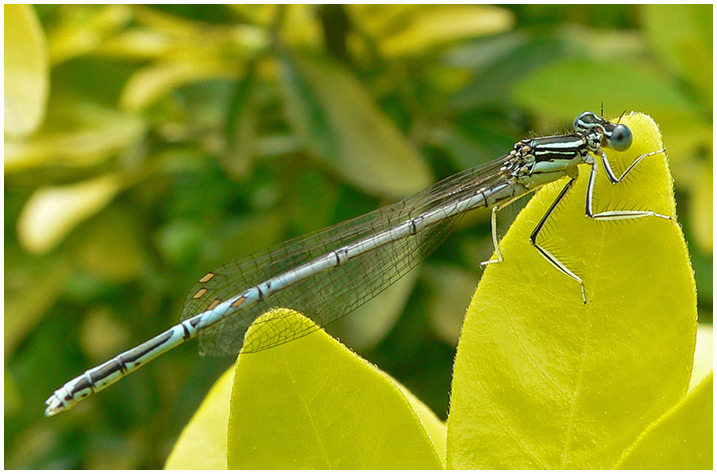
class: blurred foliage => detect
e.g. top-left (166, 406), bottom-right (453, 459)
top-left (4, 4), bottom-right (711, 469)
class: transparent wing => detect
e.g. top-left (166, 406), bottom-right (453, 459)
top-left (181, 154), bottom-right (513, 355)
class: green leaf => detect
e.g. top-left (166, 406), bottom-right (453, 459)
top-left (447, 113), bottom-right (697, 469)
top-left (423, 263), bottom-right (480, 347)
top-left (211, 213), bottom-right (287, 265)
top-left (615, 373), bottom-right (713, 469)
top-left (5, 4), bottom-right (49, 137)
top-left (278, 53), bottom-right (433, 199)
top-left (5, 256), bottom-right (71, 357)
top-left (220, 68), bottom-right (257, 179)
top-left (690, 159), bottom-right (713, 254)
top-left (289, 169), bottom-right (340, 236)
top-left (512, 58), bottom-right (697, 123)
top-left (329, 266), bottom-right (419, 351)
top-left (448, 32), bottom-right (566, 110)
top-left (642, 5), bottom-right (713, 109)
top-left (71, 206), bottom-right (145, 282)
top-left (226, 309), bottom-right (443, 469)
top-left (5, 370), bottom-right (21, 415)
top-left (278, 53), bottom-right (335, 159)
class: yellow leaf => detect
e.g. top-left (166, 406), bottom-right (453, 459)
top-left (164, 368), bottom-right (233, 470)
top-left (690, 324), bottom-right (712, 390)
top-left (280, 5), bottom-right (322, 49)
top-left (447, 113), bottom-right (697, 469)
top-left (18, 174), bottom-right (125, 254)
top-left (165, 315), bottom-right (448, 468)
top-left (227, 309), bottom-right (443, 469)
top-left (226, 5), bottom-right (278, 28)
top-left (47, 5), bottom-right (132, 64)
top-left (79, 306), bottom-right (130, 361)
top-left (120, 60), bottom-right (237, 111)
top-left (396, 376), bottom-right (447, 465)
top-left (615, 373), bottom-right (713, 469)
top-left (94, 28), bottom-right (175, 60)
top-left (164, 310), bottom-right (445, 469)
top-left (4, 102), bottom-right (146, 173)
top-left (5, 4), bottom-right (49, 136)
top-left (375, 5), bottom-right (515, 57)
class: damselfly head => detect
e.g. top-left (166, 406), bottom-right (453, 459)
top-left (573, 111), bottom-right (601, 132)
top-left (574, 111), bottom-right (633, 152)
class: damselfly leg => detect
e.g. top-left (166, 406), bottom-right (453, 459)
top-left (480, 204), bottom-right (507, 267)
top-left (528, 175), bottom-right (586, 302)
top-left (586, 148), bottom-right (673, 221)
top-left (484, 146), bottom-right (674, 304)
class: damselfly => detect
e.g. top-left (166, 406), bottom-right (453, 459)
top-left (45, 111), bottom-right (672, 416)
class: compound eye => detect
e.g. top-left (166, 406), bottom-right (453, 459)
top-left (610, 124), bottom-right (633, 151)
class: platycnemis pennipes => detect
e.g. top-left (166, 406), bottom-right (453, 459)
top-left (45, 111), bottom-right (671, 416)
